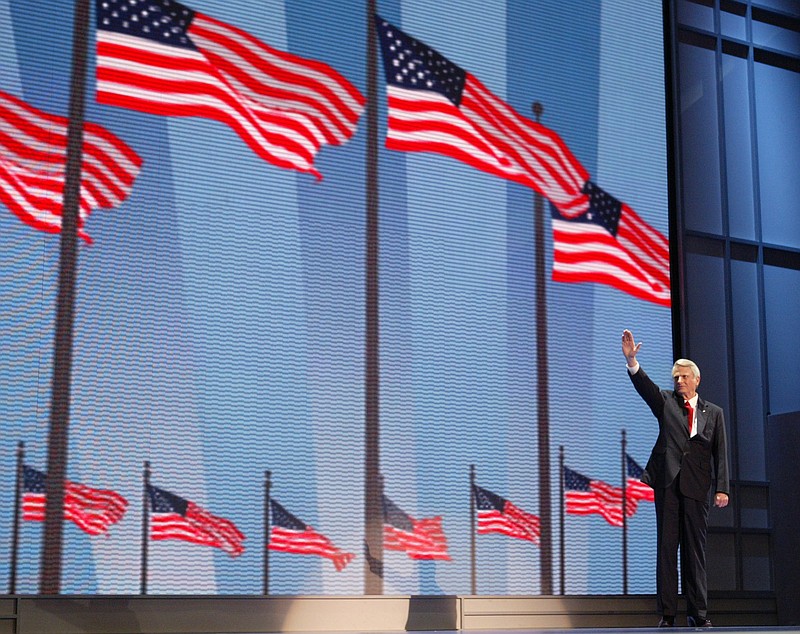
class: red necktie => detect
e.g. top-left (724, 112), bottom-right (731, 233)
top-left (685, 400), bottom-right (694, 435)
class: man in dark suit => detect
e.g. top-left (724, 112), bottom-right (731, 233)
top-left (622, 329), bottom-right (730, 628)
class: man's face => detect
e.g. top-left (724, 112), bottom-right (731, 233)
top-left (673, 367), bottom-right (700, 400)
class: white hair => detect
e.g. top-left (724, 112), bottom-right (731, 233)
top-left (672, 358), bottom-right (700, 379)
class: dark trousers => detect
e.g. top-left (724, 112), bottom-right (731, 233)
top-left (654, 475), bottom-right (710, 618)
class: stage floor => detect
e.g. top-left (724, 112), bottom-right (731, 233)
top-left (3, 594), bottom-right (788, 634)
top-left (452, 628), bottom-right (800, 633)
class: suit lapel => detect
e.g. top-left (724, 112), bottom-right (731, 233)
top-left (673, 392), bottom-right (692, 437)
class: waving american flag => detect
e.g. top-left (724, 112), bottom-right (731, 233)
top-left (474, 484), bottom-right (540, 544)
top-left (626, 454), bottom-right (655, 503)
top-left (0, 89), bottom-right (141, 242)
top-left (564, 466), bottom-right (637, 527)
top-left (96, 0), bottom-right (364, 178)
top-left (268, 499), bottom-right (354, 571)
top-left (383, 495), bottom-right (450, 561)
top-left (147, 484), bottom-right (245, 557)
top-left (22, 465), bottom-right (128, 536)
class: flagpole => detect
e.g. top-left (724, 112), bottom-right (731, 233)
top-left (469, 464), bottom-right (477, 594)
top-left (140, 461), bottom-right (150, 595)
top-left (531, 101), bottom-right (553, 595)
top-left (364, 0), bottom-right (383, 596)
top-left (558, 445), bottom-right (565, 595)
top-left (621, 429), bottom-right (628, 594)
top-left (264, 470), bottom-right (272, 596)
top-left (9, 441), bottom-right (24, 593)
top-left (40, 0), bottom-right (90, 595)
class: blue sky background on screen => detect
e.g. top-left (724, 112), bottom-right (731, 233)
top-left (0, 0), bottom-right (671, 595)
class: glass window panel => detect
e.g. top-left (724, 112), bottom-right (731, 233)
top-left (678, 0), bottom-right (716, 31)
top-left (679, 44), bottom-right (723, 235)
top-left (752, 0), bottom-right (800, 15)
top-left (709, 496), bottom-right (735, 527)
top-left (753, 21), bottom-right (800, 56)
top-left (764, 265), bottom-right (800, 414)
top-left (721, 11), bottom-right (747, 40)
top-left (755, 62), bottom-right (800, 249)
top-left (741, 533), bottom-right (772, 590)
top-left (707, 532), bottom-right (737, 590)
top-left (722, 55), bottom-right (756, 240)
top-left (730, 260), bottom-right (766, 480)
top-left (685, 253), bottom-right (730, 413)
top-left (739, 486), bottom-right (769, 528)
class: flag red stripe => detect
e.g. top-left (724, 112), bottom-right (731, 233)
top-left (0, 158), bottom-right (94, 224)
top-left (0, 129), bottom-right (131, 207)
top-left (619, 208), bottom-right (670, 264)
top-left (151, 515), bottom-right (220, 547)
top-left (150, 504), bottom-right (245, 557)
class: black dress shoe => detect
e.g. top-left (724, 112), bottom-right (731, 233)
top-left (658, 616), bottom-right (675, 627)
top-left (687, 616), bottom-right (713, 628)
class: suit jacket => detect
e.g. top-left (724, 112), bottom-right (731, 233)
top-left (629, 367), bottom-right (730, 502)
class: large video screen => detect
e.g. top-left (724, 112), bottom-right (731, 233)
top-left (1, 0), bottom-right (672, 595)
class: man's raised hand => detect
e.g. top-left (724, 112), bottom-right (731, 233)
top-left (621, 329), bottom-right (641, 365)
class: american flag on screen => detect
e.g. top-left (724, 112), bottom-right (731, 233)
top-left (375, 17), bottom-right (670, 307)
top-left (0, 89), bottom-right (142, 242)
top-left (268, 499), bottom-right (354, 571)
top-left (375, 16), bottom-right (588, 215)
top-left (473, 484), bottom-right (540, 544)
top-left (22, 465), bottom-right (129, 536)
top-left (147, 484), bottom-right (245, 557)
top-left (563, 466), bottom-right (636, 527)
top-left (95, 0), bottom-right (364, 178)
top-left (383, 495), bottom-right (450, 560)
top-left (551, 182), bottom-right (671, 307)
top-left (626, 454), bottom-right (655, 503)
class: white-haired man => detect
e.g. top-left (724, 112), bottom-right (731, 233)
top-left (622, 329), bottom-right (730, 628)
